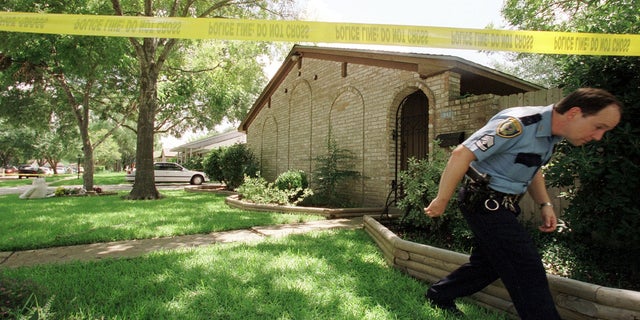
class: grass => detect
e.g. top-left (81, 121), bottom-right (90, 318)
top-left (50, 172), bottom-right (128, 187)
top-left (1, 230), bottom-right (508, 319)
top-left (0, 174), bottom-right (509, 319)
top-left (0, 190), bottom-right (324, 251)
top-left (0, 172), bottom-right (126, 188)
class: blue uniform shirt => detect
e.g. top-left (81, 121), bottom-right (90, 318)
top-left (462, 105), bottom-right (563, 194)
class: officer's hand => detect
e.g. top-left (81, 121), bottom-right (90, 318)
top-left (424, 198), bottom-right (447, 218)
top-left (538, 207), bottom-right (558, 233)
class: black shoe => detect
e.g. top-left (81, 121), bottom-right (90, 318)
top-left (425, 290), bottom-right (464, 317)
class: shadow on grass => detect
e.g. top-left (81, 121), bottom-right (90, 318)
top-left (0, 191), bottom-right (323, 251)
top-left (2, 230), bottom-right (506, 319)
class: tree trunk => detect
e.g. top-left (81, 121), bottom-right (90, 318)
top-left (81, 141), bottom-right (94, 191)
top-left (77, 104), bottom-right (95, 192)
top-left (126, 40), bottom-right (161, 200)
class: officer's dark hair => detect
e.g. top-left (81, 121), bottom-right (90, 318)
top-left (554, 88), bottom-right (623, 116)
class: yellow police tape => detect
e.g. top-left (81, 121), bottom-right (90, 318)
top-left (1, 12), bottom-right (638, 56)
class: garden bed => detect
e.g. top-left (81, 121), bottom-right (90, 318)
top-left (184, 184), bottom-right (237, 196)
top-left (224, 194), bottom-right (386, 219)
top-left (60, 191), bottom-right (119, 197)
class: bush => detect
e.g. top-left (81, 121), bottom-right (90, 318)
top-left (304, 136), bottom-right (360, 208)
top-left (202, 148), bottom-right (224, 183)
top-left (275, 169), bottom-right (308, 191)
top-left (182, 155), bottom-right (204, 171)
top-left (220, 144), bottom-right (258, 190)
top-left (545, 124), bottom-right (640, 288)
top-left (396, 143), bottom-right (472, 251)
top-left (237, 173), bottom-right (312, 206)
top-left (203, 144), bottom-right (258, 190)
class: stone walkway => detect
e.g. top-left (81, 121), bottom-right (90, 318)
top-left (0, 217), bottom-right (363, 268)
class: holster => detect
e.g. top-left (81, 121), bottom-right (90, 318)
top-left (459, 167), bottom-right (523, 213)
top-left (458, 166), bottom-right (491, 212)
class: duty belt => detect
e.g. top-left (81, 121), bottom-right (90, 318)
top-left (481, 189), bottom-right (523, 212)
top-left (463, 167), bottom-right (523, 212)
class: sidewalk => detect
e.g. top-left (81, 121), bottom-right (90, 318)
top-left (0, 217), bottom-right (363, 268)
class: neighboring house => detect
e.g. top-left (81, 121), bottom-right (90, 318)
top-left (170, 131), bottom-right (246, 162)
top-left (154, 149), bottom-right (178, 163)
top-left (239, 45), bottom-right (560, 207)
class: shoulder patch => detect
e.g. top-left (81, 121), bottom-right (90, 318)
top-left (475, 134), bottom-right (495, 151)
top-left (496, 117), bottom-right (522, 138)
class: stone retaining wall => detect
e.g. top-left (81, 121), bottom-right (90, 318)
top-left (225, 194), bottom-right (385, 219)
top-left (363, 215), bottom-right (640, 320)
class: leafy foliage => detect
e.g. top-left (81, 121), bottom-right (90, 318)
top-left (203, 144), bottom-right (258, 190)
top-left (396, 144), bottom-right (473, 250)
top-left (202, 148), bottom-right (225, 183)
top-left (181, 155), bottom-right (204, 171)
top-left (274, 169), bottom-right (308, 191)
top-left (304, 137), bottom-right (360, 208)
top-left (0, 0), bottom-right (139, 191)
top-left (237, 171), bottom-right (313, 206)
top-left (274, 169), bottom-right (310, 203)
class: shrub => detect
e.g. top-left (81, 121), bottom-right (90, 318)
top-left (202, 148), bottom-right (224, 183)
top-left (305, 136), bottom-right (360, 208)
top-left (396, 142), bottom-right (472, 250)
top-left (54, 187), bottom-right (66, 197)
top-left (275, 170), bottom-right (308, 191)
top-left (545, 125), bottom-right (640, 287)
top-left (237, 174), bottom-right (312, 206)
top-left (220, 144), bottom-right (258, 190)
top-left (182, 155), bottom-right (204, 171)
top-left (203, 144), bottom-right (258, 190)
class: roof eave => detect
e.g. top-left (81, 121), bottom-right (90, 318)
top-left (239, 45), bottom-right (544, 132)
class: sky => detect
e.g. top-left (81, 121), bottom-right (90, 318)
top-left (162, 0), bottom-right (509, 149)
top-left (295, 0), bottom-right (508, 65)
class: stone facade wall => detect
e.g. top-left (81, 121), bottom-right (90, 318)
top-left (245, 56), bottom-right (559, 207)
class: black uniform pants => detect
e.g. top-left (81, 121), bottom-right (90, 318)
top-left (427, 187), bottom-right (561, 319)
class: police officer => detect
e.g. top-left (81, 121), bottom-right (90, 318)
top-left (423, 88), bottom-right (623, 319)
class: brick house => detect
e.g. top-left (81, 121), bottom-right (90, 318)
top-left (239, 45), bottom-right (554, 207)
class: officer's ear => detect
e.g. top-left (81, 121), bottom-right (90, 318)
top-left (566, 106), bottom-right (582, 120)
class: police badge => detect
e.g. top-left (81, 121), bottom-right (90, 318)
top-left (496, 117), bottom-right (522, 138)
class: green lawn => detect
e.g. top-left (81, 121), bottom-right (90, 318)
top-left (0, 176), bottom-right (509, 319)
top-left (0, 190), bottom-right (323, 251)
top-left (0, 171), bottom-right (127, 188)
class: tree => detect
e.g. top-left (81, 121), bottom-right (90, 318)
top-left (1, 1), bottom-right (294, 198)
top-left (501, 0), bottom-right (640, 284)
top-left (35, 129), bottom-right (79, 174)
top-left (0, 1), bottom-right (138, 191)
top-left (110, 0), bottom-right (295, 200)
top-left (91, 128), bottom-right (122, 170)
top-left (0, 121), bottom-right (37, 166)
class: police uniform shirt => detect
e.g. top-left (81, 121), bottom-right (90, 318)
top-left (462, 105), bottom-right (563, 195)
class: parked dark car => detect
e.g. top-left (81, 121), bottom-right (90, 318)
top-left (3, 165), bottom-right (18, 174)
top-left (18, 165), bottom-right (44, 179)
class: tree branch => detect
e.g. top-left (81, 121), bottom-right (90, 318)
top-left (165, 62), bottom-right (223, 74)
